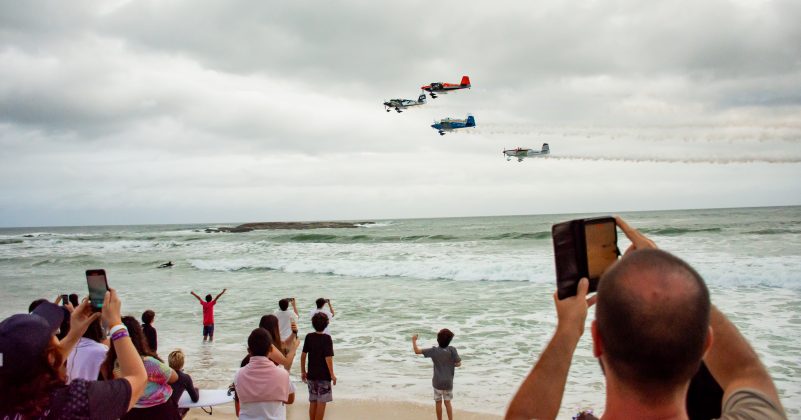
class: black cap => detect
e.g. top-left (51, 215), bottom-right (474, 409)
top-left (0, 302), bottom-right (64, 379)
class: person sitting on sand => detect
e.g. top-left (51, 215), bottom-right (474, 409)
top-left (235, 328), bottom-right (295, 420)
top-left (505, 217), bottom-right (786, 419)
top-left (101, 316), bottom-right (180, 420)
top-left (301, 312), bottom-right (336, 420)
top-left (412, 329), bottom-right (462, 420)
top-left (190, 289), bottom-right (226, 341)
top-left (309, 298), bottom-right (335, 336)
top-left (167, 349), bottom-right (199, 418)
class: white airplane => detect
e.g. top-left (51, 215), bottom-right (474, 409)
top-left (383, 94), bottom-right (426, 113)
top-left (503, 143), bottom-right (550, 162)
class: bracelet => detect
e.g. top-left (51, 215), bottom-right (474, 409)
top-left (109, 324), bottom-right (126, 336)
top-left (111, 329), bottom-right (130, 342)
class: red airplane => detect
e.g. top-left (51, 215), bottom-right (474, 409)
top-left (421, 75), bottom-right (471, 99)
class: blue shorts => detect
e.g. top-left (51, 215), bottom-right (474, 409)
top-left (203, 324), bottom-right (214, 337)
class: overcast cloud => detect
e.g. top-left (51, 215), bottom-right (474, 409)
top-left (1, 0), bottom-right (800, 226)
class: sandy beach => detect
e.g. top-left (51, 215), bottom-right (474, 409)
top-left (186, 399), bottom-right (502, 420)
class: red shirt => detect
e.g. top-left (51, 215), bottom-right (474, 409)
top-left (200, 301), bottom-right (216, 325)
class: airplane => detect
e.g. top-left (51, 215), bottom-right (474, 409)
top-left (421, 75), bottom-right (471, 99)
top-left (383, 94), bottom-right (426, 113)
top-left (503, 143), bottom-right (550, 162)
top-left (431, 115), bottom-right (476, 136)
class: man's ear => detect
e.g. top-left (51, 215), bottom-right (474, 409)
top-left (591, 320), bottom-right (603, 358)
top-left (702, 326), bottom-right (714, 357)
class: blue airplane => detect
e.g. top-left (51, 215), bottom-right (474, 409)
top-left (431, 115), bottom-right (476, 136)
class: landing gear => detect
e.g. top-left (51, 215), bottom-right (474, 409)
top-left (396, 108), bottom-right (402, 113)
top-left (438, 131), bottom-right (446, 136)
top-left (385, 108), bottom-right (391, 112)
top-left (430, 93), bottom-right (438, 99)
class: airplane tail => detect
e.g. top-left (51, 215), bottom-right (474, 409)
top-left (460, 75), bottom-right (471, 87)
top-left (542, 143), bottom-right (550, 154)
top-left (466, 115), bottom-right (476, 127)
top-left (418, 94), bottom-right (427, 104)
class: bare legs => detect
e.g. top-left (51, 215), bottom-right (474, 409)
top-left (309, 402), bottom-right (327, 420)
top-left (435, 400), bottom-right (453, 420)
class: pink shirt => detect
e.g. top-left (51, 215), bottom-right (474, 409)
top-left (234, 356), bottom-right (291, 404)
top-left (200, 301), bottom-right (216, 325)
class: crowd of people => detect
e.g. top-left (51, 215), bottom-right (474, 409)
top-left (0, 218), bottom-right (788, 420)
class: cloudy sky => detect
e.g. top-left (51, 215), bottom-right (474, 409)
top-left (1, 0), bottom-right (800, 227)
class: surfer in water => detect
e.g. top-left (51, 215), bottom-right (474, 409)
top-left (158, 261), bottom-right (174, 268)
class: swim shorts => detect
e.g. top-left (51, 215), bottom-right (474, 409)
top-left (307, 380), bottom-right (333, 403)
top-left (433, 388), bottom-right (453, 401)
top-left (203, 324), bottom-right (214, 337)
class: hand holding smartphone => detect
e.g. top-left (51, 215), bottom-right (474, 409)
top-left (85, 269), bottom-right (109, 312)
top-left (552, 217), bottom-right (620, 300)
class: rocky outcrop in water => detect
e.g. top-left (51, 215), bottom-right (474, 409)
top-left (204, 221), bottom-right (373, 233)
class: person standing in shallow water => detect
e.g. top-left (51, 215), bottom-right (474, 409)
top-left (190, 289), bottom-right (226, 342)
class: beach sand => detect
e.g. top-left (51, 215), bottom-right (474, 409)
top-left (186, 399), bottom-right (502, 420)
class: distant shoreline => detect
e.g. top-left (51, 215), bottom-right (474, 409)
top-left (204, 221), bottom-right (374, 233)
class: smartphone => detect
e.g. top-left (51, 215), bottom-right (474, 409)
top-left (85, 269), bottom-right (109, 311)
top-left (61, 294), bottom-right (69, 306)
top-left (552, 217), bottom-right (620, 300)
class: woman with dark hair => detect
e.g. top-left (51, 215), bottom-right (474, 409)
top-left (241, 315), bottom-right (299, 370)
top-left (102, 316), bottom-right (180, 420)
top-left (0, 290), bottom-right (147, 419)
top-left (66, 318), bottom-right (108, 381)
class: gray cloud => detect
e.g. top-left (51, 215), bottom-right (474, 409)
top-left (0, 0), bottom-right (799, 226)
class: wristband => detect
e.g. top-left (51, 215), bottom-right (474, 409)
top-left (109, 324), bottom-right (127, 336)
top-left (111, 330), bottom-right (130, 342)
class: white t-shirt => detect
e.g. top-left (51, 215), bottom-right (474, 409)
top-left (66, 337), bottom-right (109, 382)
top-left (274, 309), bottom-right (299, 341)
top-left (309, 308), bottom-right (333, 335)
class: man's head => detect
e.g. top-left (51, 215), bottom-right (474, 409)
top-left (205, 294), bottom-right (212, 302)
top-left (315, 298), bottom-right (326, 309)
top-left (141, 309), bottom-right (155, 325)
top-left (247, 328), bottom-right (273, 357)
top-left (312, 312), bottom-right (329, 332)
top-left (279, 298), bottom-right (290, 311)
top-left (437, 329), bottom-right (455, 348)
top-left (593, 249), bottom-right (711, 398)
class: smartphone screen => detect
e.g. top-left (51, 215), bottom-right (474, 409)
top-left (61, 294), bottom-right (69, 306)
top-left (86, 269), bottom-right (108, 311)
top-left (584, 220), bottom-right (619, 279)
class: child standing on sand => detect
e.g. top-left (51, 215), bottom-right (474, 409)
top-left (301, 312), bottom-right (336, 420)
top-left (412, 329), bottom-right (462, 420)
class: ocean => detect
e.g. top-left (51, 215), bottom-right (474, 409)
top-left (1, 206), bottom-right (800, 417)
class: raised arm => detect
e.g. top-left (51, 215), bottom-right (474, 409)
top-left (213, 288), bottom-right (227, 302)
top-left (327, 299), bottom-right (335, 317)
top-left (57, 298), bottom-right (97, 355)
top-left (705, 306), bottom-right (784, 411)
top-left (190, 291), bottom-right (202, 302)
top-left (411, 334), bottom-right (423, 355)
top-left (506, 279), bottom-right (595, 420)
top-left (291, 298), bottom-right (299, 317)
top-left (103, 289), bottom-right (148, 410)
top-left (269, 345), bottom-right (295, 371)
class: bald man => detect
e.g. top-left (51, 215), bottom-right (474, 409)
top-left (506, 218), bottom-right (786, 420)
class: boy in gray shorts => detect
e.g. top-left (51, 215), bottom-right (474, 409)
top-left (412, 329), bottom-right (462, 420)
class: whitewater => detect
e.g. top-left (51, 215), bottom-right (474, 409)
top-left (1, 206), bottom-right (800, 417)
